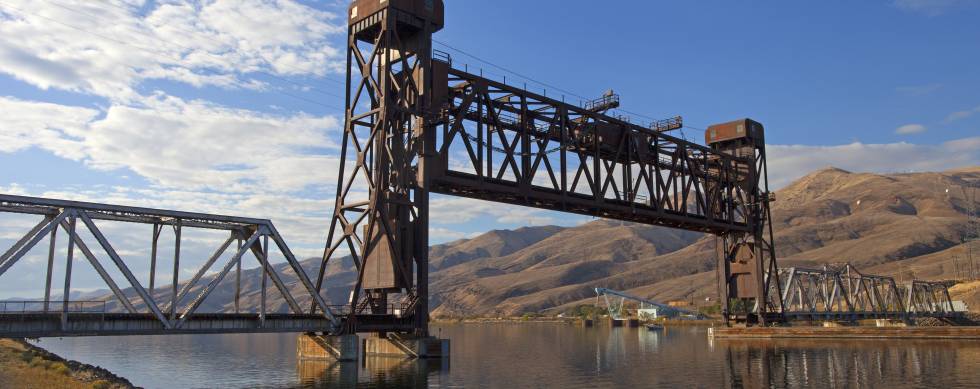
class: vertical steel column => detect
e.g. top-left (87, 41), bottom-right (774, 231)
top-left (235, 236), bottom-right (242, 314)
top-left (259, 235), bottom-right (269, 327)
top-left (170, 221), bottom-right (181, 321)
top-left (62, 213), bottom-right (77, 329)
top-left (150, 223), bottom-right (160, 293)
top-left (43, 223), bottom-right (58, 312)
top-left (260, 234), bottom-right (268, 325)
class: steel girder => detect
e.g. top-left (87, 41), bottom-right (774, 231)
top-left (431, 65), bottom-right (753, 235)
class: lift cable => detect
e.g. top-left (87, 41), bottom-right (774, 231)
top-left (434, 39), bottom-right (682, 130)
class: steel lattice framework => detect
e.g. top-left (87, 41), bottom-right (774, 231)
top-left (777, 264), bottom-right (960, 322)
top-left (0, 194), bottom-right (340, 337)
top-left (317, 0), bottom-right (784, 334)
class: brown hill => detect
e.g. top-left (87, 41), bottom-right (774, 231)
top-left (552, 166), bottom-right (980, 313)
top-left (98, 166), bottom-right (980, 316)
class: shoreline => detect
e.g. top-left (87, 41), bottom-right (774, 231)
top-left (431, 316), bottom-right (723, 326)
top-left (0, 338), bottom-right (135, 389)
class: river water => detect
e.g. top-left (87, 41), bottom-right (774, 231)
top-left (36, 323), bottom-right (980, 388)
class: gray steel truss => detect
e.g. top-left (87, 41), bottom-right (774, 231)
top-left (0, 194), bottom-right (340, 337)
top-left (777, 264), bottom-right (960, 322)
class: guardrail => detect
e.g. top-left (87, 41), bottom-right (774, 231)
top-left (0, 300), bottom-right (107, 314)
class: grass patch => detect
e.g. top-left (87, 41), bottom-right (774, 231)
top-left (0, 338), bottom-right (104, 388)
top-left (92, 380), bottom-right (112, 389)
top-left (50, 362), bottom-right (72, 376)
top-left (29, 356), bottom-right (50, 368)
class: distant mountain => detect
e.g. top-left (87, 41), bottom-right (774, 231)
top-left (93, 166), bottom-right (980, 316)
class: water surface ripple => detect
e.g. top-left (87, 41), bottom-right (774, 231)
top-left (37, 323), bottom-right (980, 388)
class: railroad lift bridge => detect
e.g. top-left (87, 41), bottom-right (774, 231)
top-left (0, 0), bottom-right (958, 360)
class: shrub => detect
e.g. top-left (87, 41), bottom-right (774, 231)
top-left (92, 380), bottom-right (112, 389)
top-left (49, 362), bottom-right (71, 376)
top-left (19, 350), bottom-right (34, 363)
top-left (29, 356), bottom-right (49, 368)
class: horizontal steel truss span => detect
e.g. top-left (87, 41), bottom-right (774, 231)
top-left (778, 264), bottom-right (960, 321)
top-left (430, 64), bottom-right (753, 235)
top-left (0, 194), bottom-right (340, 337)
top-left (0, 313), bottom-right (412, 338)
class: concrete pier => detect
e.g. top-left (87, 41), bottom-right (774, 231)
top-left (297, 334), bottom-right (359, 361)
top-left (363, 334), bottom-right (450, 358)
top-left (609, 319), bottom-right (640, 327)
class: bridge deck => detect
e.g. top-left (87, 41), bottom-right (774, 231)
top-left (0, 313), bottom-right (412, 338)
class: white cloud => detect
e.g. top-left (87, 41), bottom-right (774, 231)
top-left (895, 123), bottom-right (927, 134)
top-left (0, 0), bottom-right (344, 102)
top-left (768, 137), bottom-right (980, 188)
top-left (946, 105), bottom-right (980, 123)
top-left (0, 95), bottom-right (340, 193)
top-left (893, 0), bottom-right (978, 15)
top-left (430, 196), bottom-right (561, 226)
top-left (0, 97), bottom-right (97, 158)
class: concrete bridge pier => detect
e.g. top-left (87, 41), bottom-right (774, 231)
top-left (297, 334), bottom-right (359, 362)
top-left (363, 334), bottom-right (450, 359)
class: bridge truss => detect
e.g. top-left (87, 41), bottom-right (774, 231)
top-left (319, 0), bottom-right (784, 335)
top-left (778, 264), bottom-right (960, 322)
top-left (0, 194), bottom-right (341, 337)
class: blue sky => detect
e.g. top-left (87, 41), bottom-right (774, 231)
top-left (0, 0), bottom-right (978, 296)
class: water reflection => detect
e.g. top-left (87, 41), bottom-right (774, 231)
top-left (716, 338), bottom-right (978, 388)
top-left (297, 356), bottom-right (449, 388)
top-left (36, 325), bottom-right (980, 388)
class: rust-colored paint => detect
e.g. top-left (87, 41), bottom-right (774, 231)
top-left (349, 0), bottom-right (444, 30)
top-left (705, 118), bottom-right (765, 146)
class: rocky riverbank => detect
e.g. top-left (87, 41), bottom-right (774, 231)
top-left (0, 338), bottom-right (135, 389)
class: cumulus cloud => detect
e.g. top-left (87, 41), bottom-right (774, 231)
top-left (768, 137), bottom-right (980, 188)
top-left (0, 95), bottom-right (340, 192)
top-left (430, 196), bottom-right (564, 227)
top-left (0, 0), bottom-right (344, 102)
top-left (895, 123), bottom-right (927, 134)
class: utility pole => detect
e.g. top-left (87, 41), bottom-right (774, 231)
top-left (951, 185), bottom-right (978, 281)
top-left (965, 185), bottom-right (978, 280)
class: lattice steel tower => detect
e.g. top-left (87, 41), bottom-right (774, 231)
top-left (317, 0), bottom-right (443, 336)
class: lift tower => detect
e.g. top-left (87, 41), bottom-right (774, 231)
top-left (317, 0), bottom-right (444, 336)
top-left (707, 119), bottom-right (783, 325)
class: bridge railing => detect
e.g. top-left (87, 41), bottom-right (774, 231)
top-left (0, 300), bottom-right (107, 314)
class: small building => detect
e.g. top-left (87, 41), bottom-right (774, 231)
top-left (638, 308), bottom-right (660, 320)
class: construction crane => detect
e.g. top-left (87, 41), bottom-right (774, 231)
top-left (594, 288), bottom-right (701, 320)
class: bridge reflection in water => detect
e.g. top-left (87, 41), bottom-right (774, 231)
top-left (713, 337), bottom-right (973, 388)
top-left (297, 357), bottom-right (448, 388)
top-left (36, 325), bottom-right (980, 388)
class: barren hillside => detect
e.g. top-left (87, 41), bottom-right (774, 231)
top-left (98, 166), bottom-right (980, 316)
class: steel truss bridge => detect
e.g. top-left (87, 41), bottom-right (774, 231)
top-left (0, 0), bottom-right (957, 341)
top-left (778, 264), bottom-right (961, 322)
top-left (0, 195), bottom-right (423, 338)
